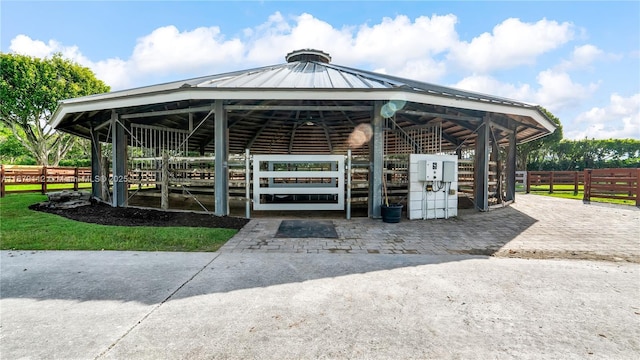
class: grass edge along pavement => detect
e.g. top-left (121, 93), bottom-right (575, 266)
top-left (528, 184), bottom-right (637, 206)
top-left (0, 194), bottom-right (238, 252)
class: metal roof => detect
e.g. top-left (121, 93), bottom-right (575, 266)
top-left (50, 49), bottom-right (556, 154)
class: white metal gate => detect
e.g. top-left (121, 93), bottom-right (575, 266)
top-left (252, 155), bottom-right (345, 211)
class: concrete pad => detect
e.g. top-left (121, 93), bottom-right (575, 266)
top-left (92, 253), bottom-right (638, 360)
top-left (0, 250), bottom-right (217, 359)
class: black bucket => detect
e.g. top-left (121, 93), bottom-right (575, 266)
top-left (381, 204), bottom-right (403, 223)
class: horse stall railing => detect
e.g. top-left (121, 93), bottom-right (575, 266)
top-left (456, 159), bottom-right (500, 208)
top-left (515, 171), bottom-right (527, 192)
top-left (526, 171), bottom-right (584, 195)
top-left (252, 154), bottom-right (345, 211)
top-left (0, 165), bottom-right (92, 197)
top-left (583, 168), bottom-right (640, 206)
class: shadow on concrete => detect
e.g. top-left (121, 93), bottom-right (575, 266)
top-left (1, 206), bottom-right (538, 305)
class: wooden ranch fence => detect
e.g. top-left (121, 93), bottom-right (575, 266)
top-left (583, 168), bottom-right (640, 207)
top-left (526, 171), bottom-right (584, 195)
top-left (0, 165), bottom-right (92, 197)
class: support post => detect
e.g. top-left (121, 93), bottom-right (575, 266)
top-left (101, 156), bottom-right (110, 201)
top-left (505, 128), bottom-right (517, 202)
top-left (245, 148), bottom-right (250, 219)
top-left (90, 129), bottom-right (103, 199)
top-left (474, 116), bottom-right (490, 211)
top-left (347, 149), bottom-right (352, 220)
top-left (369, 101), bottom-right (384, 218)
top-left (111, 111), bottom-right (127, 207)
top-left (214, 100), bottom-right (229, 216)
top-left (161, 152), bottom-right (169, 210)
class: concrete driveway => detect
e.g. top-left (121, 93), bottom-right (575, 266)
top-left (1, 196), bottom-right (639, 359)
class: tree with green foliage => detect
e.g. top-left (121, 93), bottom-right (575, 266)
top-left (0, 53), bottom-right (109, 166)
top-left (517, 107), bottom-right (563, 170)
top-left (0, 123), bottom-right (32, 164)
top-left (530, 138), bottom-right (640, 170)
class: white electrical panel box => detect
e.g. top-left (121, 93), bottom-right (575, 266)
top-left (409, 154), bottom-right (458, 220)
top-left (442, 161), bottom-right (456, 182)
top-left (427, 160), bottom-right (443, 181)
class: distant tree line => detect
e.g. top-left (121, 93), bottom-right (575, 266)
top-left (525, 138), bottom-right (640, 171)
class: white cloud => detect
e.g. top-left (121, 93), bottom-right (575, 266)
top-left (535, 69), bottom-right (599, 111)
top-left (10, 34), bottom-right (134, 89)
top-left (448, 18), bottom-right (574, 73)
top-left (9, 34), bottom-right (56, 58)
top-left (350, 14), bottom-right (458, 66)
top-left (568, 93), bottom-right (640, 139)
top-left (244, 12), bottom-right (354, 65)
top-left (130, 25), bottom-right (245, 76)
top-left (452, 75), bottom-right (534, 103)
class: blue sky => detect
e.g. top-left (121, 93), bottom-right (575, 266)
top-left (2, 0), bottom-right (639, 140)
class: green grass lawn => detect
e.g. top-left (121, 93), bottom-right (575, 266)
top-left (0, 194), bottom-right (238, 252)
top-left (4, 183), bottom-right (92, 192)
top-left (528, 184), bottom-right (637, 206)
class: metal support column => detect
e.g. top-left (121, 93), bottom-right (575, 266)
top-left (346, 149), bottom-right (352, 220)
top-left (111, 111), bottom-right (127, 207)
top-left (90, 127), bottom-right (102, 200)
top-left (245, 148), bottom-right (250, 219)
top-left (505, 126), bottom-right (517, 202)
top-left (369, 101), bottom-right (384, 218)
top-left (474, 115), bottom-right (490, 211)
top-left (214, 100), bottom-right (229, 216)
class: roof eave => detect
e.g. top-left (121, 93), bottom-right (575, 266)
top-left (51, 87), bottom-right (555, 131)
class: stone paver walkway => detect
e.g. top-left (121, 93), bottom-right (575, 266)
top-left (221, 195), bottom-right (640, 262)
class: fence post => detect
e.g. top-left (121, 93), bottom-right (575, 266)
top-left (73, 167), bottom-right (79, 191)
top-left (0, 165), bottom-right (5, 198)
top-left (583, 169), bottom-right (591, 204)
top-left (41, 166), bottom-right (48, 195)
top-left (636, 168), bottom-right (640, 208)
top-left (549, 171), bottom-right (554, 194)
top-left (526, 171), bottom-right (531, 193)
top-left (573, 171), bottom-right (579, 196)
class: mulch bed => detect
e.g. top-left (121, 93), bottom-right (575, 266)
top-left (29, 201), bottom-right (250, 230)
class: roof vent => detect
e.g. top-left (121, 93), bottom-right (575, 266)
top-left (285, 49), bottom-right (331, 63)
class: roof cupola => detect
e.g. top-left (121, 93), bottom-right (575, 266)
top-left (285, 49), bottom-right (331, 63)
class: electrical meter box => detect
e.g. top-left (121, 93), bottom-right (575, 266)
top-left (418, 160), bottom-right (443, 181)
top-left (442, 161), bottom-right (456, 182)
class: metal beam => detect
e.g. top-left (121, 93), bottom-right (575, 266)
top-left (441, 131), bottom-right (462, 147)
top-left (489, 117), bottom-right (515, 133)
top-left (398, 109), bottom-right (481, 122)
top-left (246, 121), bottom-right (271, 149)
top-left (120, 105), bottom-right (214, 119)
top-left (225, 105), bottom-right (372, 111)
top-left (214, 100), bottom-right (229, 216)
top-left (369, 101), bottom-right (384, 218)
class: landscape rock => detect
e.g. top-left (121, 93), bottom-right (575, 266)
top-left (40, 190), bottom-right (92, 209)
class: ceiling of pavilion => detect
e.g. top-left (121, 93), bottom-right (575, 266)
top-left (51, 49), bottom-right (556, 155)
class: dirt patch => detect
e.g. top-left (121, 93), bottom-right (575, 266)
top-left (29, 201), bottom-right (249, 230)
